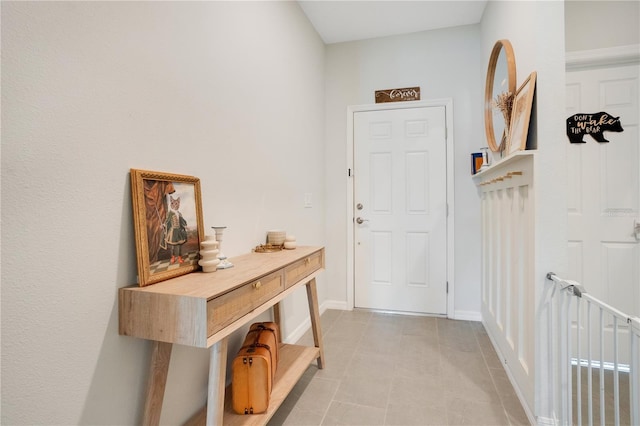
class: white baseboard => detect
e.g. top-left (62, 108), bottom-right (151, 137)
top-left (282, 304), bottom-right (484, 339)
top-left (452, 310), bottom-right (482, 321)
top-left (536, 416), bottom-right (558, 426)
top-left (283, 316), bottom-right (312, 344)
top-left (483, 322), bottom-right (537, 426)
top-left (322, 299), bottom-right (349, 311)
top-left (282, 300), bottom-right (349, 344)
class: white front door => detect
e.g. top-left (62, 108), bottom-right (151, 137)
top-left (566, 62), bottom-right (640, 362)
top-left (353, 106), bottom-right (447, 314)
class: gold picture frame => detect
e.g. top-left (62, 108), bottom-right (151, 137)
top-left (506, 71), bottom-right (537, 156)
top-left (130, 169), bottom-right (204, 286)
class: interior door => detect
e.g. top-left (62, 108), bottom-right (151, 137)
top-left (353, 106), bottom-right (447, 314)
top-left (566, 63), bottom-right (640, 363)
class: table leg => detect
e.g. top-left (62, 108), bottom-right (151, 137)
top-left (273, 303), bottom-right (282, 342)
top-left (206, 337), bottom-right (228, 426)
top-left (142, 341), bottom-right (173, 426)
top-left (305, 277), bottom-right (325, 369)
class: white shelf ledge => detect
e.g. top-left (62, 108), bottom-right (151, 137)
top-left (472, 150), bottom-right (536, 180)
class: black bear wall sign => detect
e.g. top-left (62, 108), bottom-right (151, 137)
top-left (566, 112), bottom-right (624, 143)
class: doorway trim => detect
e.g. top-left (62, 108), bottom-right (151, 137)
top-left (565, 44), bottom-right (640, 70)
top-left (346, 98), bottom-right (455, 317)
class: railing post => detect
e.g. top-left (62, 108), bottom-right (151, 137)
top-left (630, 317), bottom-right (640, 426)
top-left (566, 292), bottom-right (573, 426)
top-left (599, 307), bottom-right (605, 426)
top-left (587, 301), bottom-right (593, 426)
top-left (547, 273), bottom-right (639, 426)
top-left (613, 316), bottom-right (620, 426)
top-left (576, 297), bottom-right (582, 426)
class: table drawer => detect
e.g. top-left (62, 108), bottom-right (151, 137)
top-left (207, 270), bottom-right (284, 336)
top-left (284, 249), bottom-right (324, 289)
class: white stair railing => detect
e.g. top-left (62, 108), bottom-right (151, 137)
top-left (547, 273), bottom-right (640, 426)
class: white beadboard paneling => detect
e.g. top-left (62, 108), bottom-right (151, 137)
top-left (476, 153), bottom-right (535, 422)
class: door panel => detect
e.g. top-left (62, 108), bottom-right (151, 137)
top-left (566, 63), bottom-right (640, 364)
top-left (353, 106), bottom-right (447, 314)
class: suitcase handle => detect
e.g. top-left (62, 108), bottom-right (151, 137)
top-left (247, 325), bottom-right (279, 345)
top-left (238, 343), bottom-right (273, 369)
top-left (239, 331), bottom-right (274, 367)
top-left (247, 325), bottom-right (276, 334)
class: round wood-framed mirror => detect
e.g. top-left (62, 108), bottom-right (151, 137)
top-left (484, 39), bottom-right (516, 152)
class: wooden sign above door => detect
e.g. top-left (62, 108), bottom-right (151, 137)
top-left (375, 87), bottom-right (420, 103)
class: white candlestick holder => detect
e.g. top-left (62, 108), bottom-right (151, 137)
top-left (212, 226), bottom-right (234, 269)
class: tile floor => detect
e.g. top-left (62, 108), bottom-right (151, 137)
top-left (267, 309), bottom-right (530, 426)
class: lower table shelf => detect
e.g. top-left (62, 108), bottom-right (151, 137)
top-left (185, 343), bottom-right (320, 426)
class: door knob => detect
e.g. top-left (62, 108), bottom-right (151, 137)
top-left (356, 217), bottom-right (369, 224)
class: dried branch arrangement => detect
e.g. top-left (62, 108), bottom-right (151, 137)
top-left (493, 91), bottom-right (514, 129)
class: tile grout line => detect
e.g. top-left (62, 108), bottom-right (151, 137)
top-left (322, 310), bottom-right (374, 426)
top-left (382, 316), bottom-right (411, 426)
top-left (317, 309), bottom-right (345, 426)
top-left (474, 322), bottom-right (517, 426)
top-left (436, 317), bottom-right (455, 426)
top-left (282, 311), bottom-right (528, 426)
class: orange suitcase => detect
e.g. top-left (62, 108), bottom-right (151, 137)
top-left (248, 322), bottom-right (279, 366)
top-left (231, 322), bottom-right (280, 414)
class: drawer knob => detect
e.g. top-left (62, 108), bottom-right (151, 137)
top-left (305, 257), bottom-right (311, 265)
top-left (253, 281), bottom-right (262, 289)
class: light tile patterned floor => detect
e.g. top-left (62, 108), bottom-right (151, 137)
top-left (267, 309), bottom-right (530, 426)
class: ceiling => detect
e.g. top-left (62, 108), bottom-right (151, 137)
top-left (298, 1), bottom-right (488, 45)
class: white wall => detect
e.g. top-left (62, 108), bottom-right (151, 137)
top-left (1, 2), bottom-right (325, 424)
top-left (481, 1), bottom-right (567, 422)
top-left (565, 0), bottom-right (640, 52)
top-left (324, 25), bottom-right (484, 318)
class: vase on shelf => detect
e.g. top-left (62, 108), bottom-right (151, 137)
top-left (198, 235), bottom-right (220, 272)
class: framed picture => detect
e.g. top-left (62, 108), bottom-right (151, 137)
top-left (471, 152), bottom-right (483, 175)
top-left (130, 169), bottom-right (204, 286)
top-left (506, 71), bottom-right (537, 156)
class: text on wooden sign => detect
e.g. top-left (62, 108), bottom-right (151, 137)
top-left (566, 111), bottom-right (624, 143)
top-left (375, 87), bottom-right (420, 103)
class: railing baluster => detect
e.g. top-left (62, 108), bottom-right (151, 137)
top-left (600, 307), bottom-right (605, 426)
top-left (560, 290), bottom-right (569, 424)
top-left (577, 296), bottom-right (582, 426)
top-left (587, 301), bottom-right (593, 426)
top-left (631, 318), bottom-right (639, 426)
top-left (567, 293), bottom-right (573, 426)
top-left (613, 316), bottom-right (619, 426)
top-left (546, 273), bottom-right (638, 426)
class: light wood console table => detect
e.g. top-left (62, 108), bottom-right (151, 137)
top-left (119, 246), bottom-right (325, 426)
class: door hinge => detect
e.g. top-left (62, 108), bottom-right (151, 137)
top-left (348, 168), bottom-right (351, 177)
top-left (446, 281), bottom-right (449, 293)
top-left (446, 203), bottom-right (449, 217)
